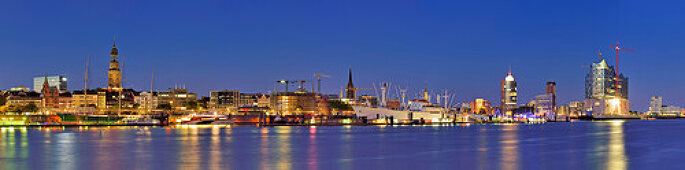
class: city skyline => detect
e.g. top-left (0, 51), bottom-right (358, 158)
top-left (3, 0), bottom-right (685, 111)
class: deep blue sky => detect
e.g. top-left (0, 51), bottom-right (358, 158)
top-left (1, 0), bottom-right (684, 111)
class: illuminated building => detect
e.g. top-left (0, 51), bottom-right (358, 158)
top-left (585, 59), bottom-right (628, 99)
top-left (5, 91), bottom-right (42, 107)
top-left (209, 90), bottom-right (267, 112)
top-left (500, 71), bottom-right (517, 115)
top-left (546, 81), bottom-right (556, 112)
top-left (33, 75), bottom-right (67, 93)
top-left (158, 88), bottom-right (197, 110)
top-left (71, 89), bottom-right (106, 109)
top-left (108, 38), bottom-right (122, 90)
top-left (40, 75), bottom-right (60, 108)
top-left (533, 94), bottom-right (554, 118)
top-left (135, 92), bottom-right (159, 110)
top-left (469, 98), bottom-right (492, 115)
top-left (583, 59), bottom-right (630, 116)
top-left (648, 96), bottom-right (683, 116)
top-left (209, 90), bottom-right (239, 111)
top-left (270, 91), bottom-right (320, 115)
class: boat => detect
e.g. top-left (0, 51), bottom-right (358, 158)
top-left (181, 113), bottom-right (236, 125)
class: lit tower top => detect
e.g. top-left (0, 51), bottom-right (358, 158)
top-left (108, 36), bottom-right (122, 90)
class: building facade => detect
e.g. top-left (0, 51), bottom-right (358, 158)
top-left (270, 91), bottom-right (320, 115)
top-left (500, 71), bottom-right (518, 115)
top-left (583, 59), bottom-right (630, 115)
top-left (209, 90), bottom-right (240, 112)
top-left (158, 88), bottom-right (197, 110)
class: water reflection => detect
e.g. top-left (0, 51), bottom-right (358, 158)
top-left (500, 125), bottom-right (519, 170)
top-left (607, 121), bottom-right (627, 170)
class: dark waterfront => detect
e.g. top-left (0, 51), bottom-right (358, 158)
top-left (1, 120), bottom-right (684, 170)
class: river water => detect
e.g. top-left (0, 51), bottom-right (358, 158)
top-left (0, 120), bottom-right (683, 170)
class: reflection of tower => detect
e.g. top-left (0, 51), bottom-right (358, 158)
top-left (546, 82), bottom-right (556, 112)
top-left (108, 38), bottom-right (122, 90)
top-left (500, 71), bottom-right (517, 113)
top-left (345, 69), bottom-right (356, 100)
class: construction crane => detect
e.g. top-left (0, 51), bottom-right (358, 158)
top-left (276, 80), bottom-right (309, 92)
top-left (313, 73), bottom-right (330, 94)
top-left (276, 80), bottom-right (291, 92)
top-left (609, 42), bottom-right (635, 98)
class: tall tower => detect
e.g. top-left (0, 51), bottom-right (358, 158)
top-left (546, 81), bottom-right (557, 112)
top-left (500, 71), bottom-right (517, 114)
top-left (345, 68), bottom-right (356, 100)
top-left (108, 38), bottom-right (122, 90)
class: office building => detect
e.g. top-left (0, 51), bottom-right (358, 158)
top-left (500, 71), bottom-right (517, 115)
top-left (33, 75), bottom-right (67, 93)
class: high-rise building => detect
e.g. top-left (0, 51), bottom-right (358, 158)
top-left (584, 59), bottom-right (630, 116)
top-left (33, 75), bottom-right (67, 93)
top-left (585, 59), bottom-right (628, 99)
top-left (500, 71), bottom-right (517, 114)
top-left (649, 96), bottom-right (663, 114)
top-left (546, 81), bottom-right (556, 112)
top-left (108, 38), bottom-right (122, 90)
top-left (345, 68), bottom-right (356, 101)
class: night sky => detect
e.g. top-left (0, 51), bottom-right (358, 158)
top-left (1, 0), bottom-right (684, 111)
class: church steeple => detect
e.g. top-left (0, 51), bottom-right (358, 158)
top-left (345, 68), bottom-right (356, 100)
top-left (108, 36), bottom-right (122, 90)
top-left (110, 35), bottom-right (118, 58)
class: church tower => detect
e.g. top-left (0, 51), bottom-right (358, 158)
top-left (108, 37), bottom-right (122, 90)
top-left (345, 68), bottom-right (356, 100)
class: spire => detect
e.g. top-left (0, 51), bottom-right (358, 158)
top-left (111, 35), bottom-right (118, 57)
top-left (346, 68), bottom-right (354, 88)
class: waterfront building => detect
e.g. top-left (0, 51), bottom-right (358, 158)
top-left (533, 93), bottom-right (554, 118)
top-left (500, 71), bottom-right (518, 115)
top-left (257, 94), bottom-right (270, 107)
top-left (135, 92), bottom-right (159, 110)
top-left (158, 88), bottom-right (197, 110)
top-left (209, 90), bottom-right (240, 112)
top-left (239, 93), bottom-right (261, 107)
top-left (469, 98), bottom-right (492, 115)
top-left (269, 90), bottom-right (321, 115)
top-left (108, 38), bottom-right (122, 90)
top-left (583, 59), bottom-right (630, 116)
top-left (71, 89), bottom-right (106, 109)
top-left (568, 101), bottom-right (585, 116)
top-left (5, 91), bottom-right (42, 107)
top-left (546, 81), bottom-right (556, 112)
top-left (648, 96), bottom-right (683, 116)
top-left (585, 59), bottom-right (628, 99)
top-left (33, 75), bottom-right (67, 93)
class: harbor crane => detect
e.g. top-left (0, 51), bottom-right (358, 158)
top-left (313, 73), bottom-right (330, 94)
